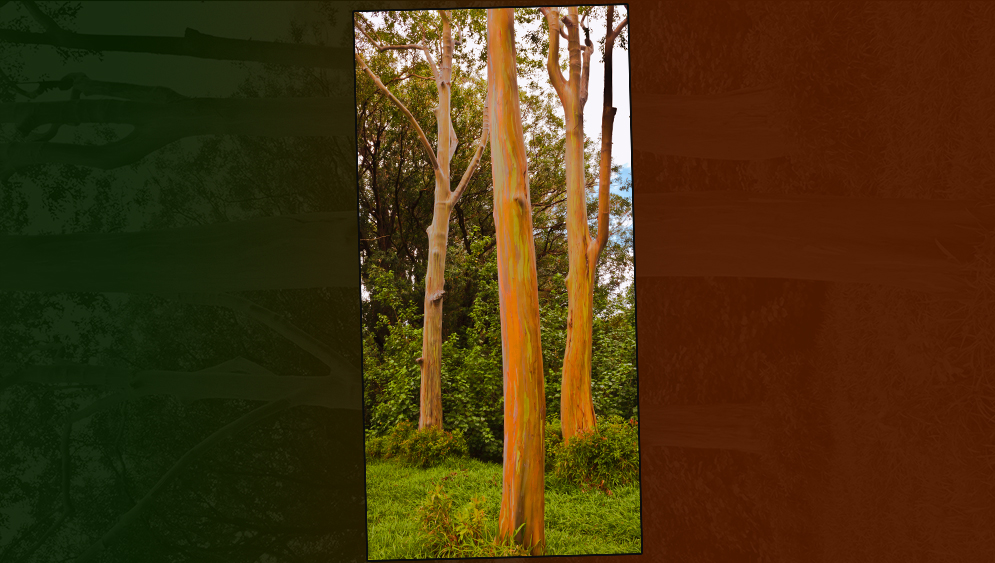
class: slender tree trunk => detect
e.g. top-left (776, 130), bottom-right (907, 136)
top-left (641, 404), bottom-right (765, 454)
top-left (418, 185), bottom-right (452, 430)
top-left (560, 96), bottom-right (598, 440)
top-left (355, 14), bottom-right (489, 432)
top-left (631, 85), bottom-right (796, 160)
top-left (0, 213), bottom-right (358, 293)
top-left (418, 15), bottom-right (455, 431)
top-left (635, 191), bottom-right (995, 297)
top-left (489, 9), bottom-right (546, 555)
top-left (542, 7), bottom-right (598, 442)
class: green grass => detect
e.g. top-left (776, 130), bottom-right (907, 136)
top-left (364, 457), bottom-right (641, 559)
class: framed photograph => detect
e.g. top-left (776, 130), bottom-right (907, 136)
top-left (354, 5), bottom-right (639, 559)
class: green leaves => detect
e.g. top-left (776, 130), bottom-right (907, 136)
top-left (550, 414), bottom-right (639, 492)
top-left (366, 421), bottom-right (468, 468)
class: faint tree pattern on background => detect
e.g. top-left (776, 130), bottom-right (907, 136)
top-left (0, 1), bottom-right (366, 562)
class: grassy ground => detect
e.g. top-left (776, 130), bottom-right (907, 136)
top-left (364, 457), bottom-right (641, 559)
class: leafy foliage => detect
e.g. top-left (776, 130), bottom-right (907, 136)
top-left (550, 414), bottom-right (639, 492)
top-left (367, 420), bottom-right (468, 468)
top-left (417, 481), bottom-right (530, 558)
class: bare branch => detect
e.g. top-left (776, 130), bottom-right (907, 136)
top-left (161, 292), bottom-right (360, 385)
top-left (539, 7), bottom-right (567, 99)
top-left (0, 26), bottom-right (350, 69)
top-left (0, 66), bottom-right (38, 99)
top-left (610, 16), bottom-right (629, 43)
top-left (383, 72), bottom-right (432, 87)
top-left (450, 93), bottom-right (490, 205)
top-left (579, 27), bottom-right (593, 108)
top-left (355, 51), bottom-right (440, 171)
top-left (21, 0), bottom-right (65, 36)
top-left (354, 18), bottom-right (421, 54)
top-left (591, 6), bottom-right (622, 268)
top-left (418, 33), bottom-right (441, 84)
top-left (60, 73), bottom-right (187, 102)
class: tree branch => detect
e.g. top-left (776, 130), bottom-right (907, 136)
top-left (539, 8), bottom-right (567, 99)
top-left (1, 126), bottom-right (184, 179)
top-left (590, 6), bottom-right (622, 270)
top-left (579, 26), bottom-right (593, 109)
top-left (610, 17), bottom-right (629, 43)
top-left (161, 292), bottom-right (359, 386)
top-left (355, 15), bottom-right (440, 83)
top-left (450, 90), bottom-right (489, 205)
top-left (58, 72), bottom-right (187, 102)
top-left (355, 51), bottom-right (440, 171)
top-left (1, 96), bottom-right (354, 177)
top-left (21, 0), bottom-right (66, 36)
top-left (0, 26), bottom-right (350, 69)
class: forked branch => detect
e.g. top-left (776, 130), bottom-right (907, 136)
top-left (450, 92), bottom-right (490, 205)
top-left (539, 7), bottom-right (567, 98)
top-left (355, 51), bottom-right (440, 171)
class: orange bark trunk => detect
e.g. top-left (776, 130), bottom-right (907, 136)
top-left (488, 9), bottom-right (546, 555)
top-left (547, 7), bottom-right (597, 443)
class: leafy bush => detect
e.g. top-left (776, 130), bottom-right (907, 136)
top-left (363, 266), bottom-right (423, 438)
top-left (364, 239), bottom-right (638, 465)
top-left (400, 425), bottom-right (469, 468)
top-left (545, 417), bottom-right (563, 471)
top-left (418, 482), bottom-right (530, 558)
top-left (552, 414), bottom-right (639, 492)
top-left (367, 421), bottom-right (468, 468)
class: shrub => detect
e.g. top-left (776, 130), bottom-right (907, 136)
top-left (399, 425), bottom-right (469, 468)
top-left (366, 421), bottom-right (468, 468)
top-left (552, 414), bottom-right (639, 492)
top-left (545, 417), bottom-right (563, 472)
top-left (418, 482), bottom-right (530, 558)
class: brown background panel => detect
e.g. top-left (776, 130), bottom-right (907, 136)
top-left (441, 1), bottom-right (995, 562)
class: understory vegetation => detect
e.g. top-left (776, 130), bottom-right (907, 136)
top-left (365, 416), bottom-right (641, 559)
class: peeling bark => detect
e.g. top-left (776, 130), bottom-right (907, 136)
top-left (489, 9), bottom-right (546, 555)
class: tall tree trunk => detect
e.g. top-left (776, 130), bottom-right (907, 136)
top-left (641, 404), bottom-right (765, 454)
top-left (0, 213), bottom-right (358, 293)
top-left (489, 9), bottom-right (546, 555)
top-left (418, 14), bottom-right (455, 431)
top-left (355, 13), bottom-right (489, 432)
top-left (631, 85), bottom-right (795, 160)
top-left (541, 7), bottom-right (598, 442)
top-left (635, 191), bottom-right (995, 297)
